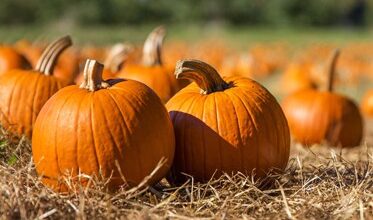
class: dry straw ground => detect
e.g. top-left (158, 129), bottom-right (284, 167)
top-left (0, 125), bottom-right (372, 219)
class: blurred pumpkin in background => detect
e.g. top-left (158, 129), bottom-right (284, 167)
top-left (0, 36), bottom-right (73, 138)
top-left (118, 26), bottom-right (181, 103)
top-left (0, 45), bottom-right (31, 75)
top-left (282, 49), bottom-right (363, 148)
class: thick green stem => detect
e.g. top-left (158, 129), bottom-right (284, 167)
top-left (175, 59), bottom-right (229, 94)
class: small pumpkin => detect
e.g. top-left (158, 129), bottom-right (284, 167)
top-left (361, 90), bottom-right (373, 117)
top-left (282, 49), bottom-right (363, 147)
top-left (0, 45), bottom-right (31, 75)
top-left (118, 26), bottom-right (180, 103)
top-left (32, 59), bottom-right (175, 192)
top-left (166, 59), bottom-right (290, 183)
top-left (0, 36), bottom-right (73, 138)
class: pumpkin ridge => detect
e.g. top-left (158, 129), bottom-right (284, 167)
top-left (213, 94), bottom-right (223, 173)
top-left (168, 94), bottom-right (197, 177)
top-left (9, 73), bottom-right (33, 133)
top-left (109, 88), bottom-right (145, 179)
top-left (226, 91), bottom-right (253, 171)
top-left (54, 88), bottom-right (77, 179)
top-left (29, 74), bottom-right (43, 134)
top-left (235, 89), bottom-right (266, 174)
top-left (200, 95), bottom-right (208, 181)
top-left (97, 92), bottom-right (125, 178)
top-left (73, 90), bottom-right (89, 178)
top-left (186, 94), bottom-right (206, 179)
top-left (89, 93), bottom-right (102, 178)
top-left (6, 73), bottom-right (27, 122)
top-left (183, 94), bottom-right (202, 176)
top-left (249, 88), bottom-right (289, 170)
top-left (224, 92), bottom-right (245, 170)
top-left (106, 90), bottom-right (133, 161)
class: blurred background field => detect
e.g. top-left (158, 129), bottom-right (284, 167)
top-left (0, 0), bottom-right (373, 44)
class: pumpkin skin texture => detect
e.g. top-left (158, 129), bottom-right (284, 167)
top-left (166, 59), bottom-right (290, 183)
top-left (0, 46), bottom-right (31, 75)
top-left (0, 36), bottom-right (72, 138)
top-left (32, 59), bottom-right (175, 192)
top-left (282, 90), bottom-right (363, 147)
top-left (118, 26), bottom-right (180, 103)
top-left (361, 90), bottom-right (373, 117)
top-left (121, 64), bottom-right (179, 103)
top-left (281, 49), bottom-right (363, 148)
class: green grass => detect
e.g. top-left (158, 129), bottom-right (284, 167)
top-left (1, 24), bottom-right (373, 46)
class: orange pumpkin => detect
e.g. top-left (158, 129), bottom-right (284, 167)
top-left (0, 36), bottom-right (73, 138)
top-left (0, 46), bottom-right (31, 75)
top-left (118, 26), bottom-right (180, 103)
top-left (282, 50), bottom-right (363, 147)
top-left (166, 59), bottom-right (290, 183)
top-left (14, 39), bottom-right (80, 84)
top-left (280, 61), bottom-right (317, 95)
top-left (32, 59), bottom-right (175, 192)
top-left (361, 90), bottom-right (373, 117)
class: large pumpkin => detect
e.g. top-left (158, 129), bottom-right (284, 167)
top-left (282, 50), bottom-right (363, 147)
top-left (0, 36), bottom-right (73, 138)
top-left (118, 26), bottom-right (180, 103)
top-left (32, 59), bottom-right (175, 192)
top-left (166, 59), bottom-right (290, 183)
top-left (0, 46), bottom-right (31, 75)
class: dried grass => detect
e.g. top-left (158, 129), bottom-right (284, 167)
top-left (0, 126), bottom-right (372, 219)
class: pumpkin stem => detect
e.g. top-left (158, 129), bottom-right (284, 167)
top-left (175, 59), bottom-right (230, 94)
top-left (104, 43), bottom-right (133, 73)
top-left (80, 59), bottom-right (110, 92)
top-left (327, 49), bottom-right (340, 92)
top-left (35, 36), bottom-right (72, 76)
top-left (142, 26), bottom-right (166, 67)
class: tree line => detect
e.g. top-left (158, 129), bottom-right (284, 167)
top-left (0, 0), bottom-right (371, 27)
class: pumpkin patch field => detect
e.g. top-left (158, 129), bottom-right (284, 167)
top-left (0, 26), bottom-right (373, 219)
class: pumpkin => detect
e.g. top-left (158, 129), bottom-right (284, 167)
top-left (361, 90), bottom-right (373, 117)
top-left (118, 26), bottom-right (180, 103)
top-left (280, 61), bottom-right (317, 95)
top-left (32, 59), bottom-right (175, 192)
top-left (14, 39), bottom-right (43, 67)
top-left (0, 36), bottom-right (73, 138)
top-left (14, 39), bottom-right (80, 84)
top-left (282, 49), bottom-right (363, 147)
top-left (0, 46), bottom-right (31, 75)
top-left (166, 59), bottom-right (290, 183)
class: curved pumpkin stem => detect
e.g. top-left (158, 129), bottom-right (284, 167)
top-left (175, 59), bottom-right (229, 94)
top-left (80, 59), bottom-right (110, 92)
top-left (104, 43), bottom-right (133, 73)
top-left (35, 36), bottom-right (72, 76)
top-left (327, 49), bottom-right (340, 92)
top-left (142, 26), bottom-right (166, 67)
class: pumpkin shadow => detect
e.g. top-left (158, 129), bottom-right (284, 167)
top-left (167, 111), bottom-right (285, 190)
